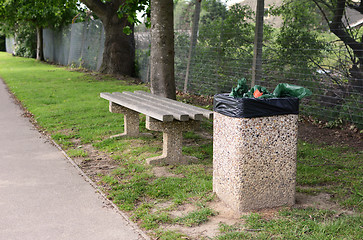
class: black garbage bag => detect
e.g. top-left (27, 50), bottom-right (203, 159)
top-left (214, 93), bottom-right (299, 118)
top-left (219, 81), bottom-right (311, 118)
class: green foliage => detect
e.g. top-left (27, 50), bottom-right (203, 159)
top-left (0, 0), bottom-right (79, 31)
top-left (0, 0), bottom-right (79, 58)
top-left (266, 0), bottom-right (326, 80)
top-left (199, 3), bottom-right (254, 60)
top-left (180, 2), bottom-right (257, 94)
top-left (174, 1), bottom-right (277, 94)
top-left (118, 0), bottom-right (150, 28)
top-left (12, 24), bottom-right (37, 58)
top-left (174, 0), bottom-right (194, 30)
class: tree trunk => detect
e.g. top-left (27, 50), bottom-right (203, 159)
top-left (184, 0), bottom-right (202, 93)
top-left (81, 0), bottom-right (135, 76)
top-left (150, 0), bottom-right (176, 99)
top-left (36, 26), bottom-right (44, 61)
top-left (100, 13), bottom-right (135, 76)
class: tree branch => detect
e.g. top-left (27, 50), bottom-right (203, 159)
top-left (81, 0), bottom-right (107, 16)
top-left (312, 0), bottom-right (330, 24)
top-left (329, 0), bottom-right (363, 63)
top-left (348, 0), bottom-right (363, 14)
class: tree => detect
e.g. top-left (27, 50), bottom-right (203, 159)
top-left (190, 2), bottom-right (257, 93)
top-left (269, 0), bottom-right (326, 75)
top-left (80, 0), bottom-right (143, 76)
top-left (276, 0), bottom-right (363, 88)
top-left (82, 0), bottom-right (177, 96)
top-left (150, 0), bottom-right (176, 99)
top-left (312, 0), bottom-right (363, 88)
top-left (0, 0), bottom-right (78, 60)
top-left (268, 0), bottom-right (362, 124)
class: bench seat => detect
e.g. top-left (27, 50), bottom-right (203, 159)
top-left (100, 91), bottom-right (213, 165)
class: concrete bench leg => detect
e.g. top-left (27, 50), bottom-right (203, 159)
top-left (109, 102), bottom-right (140, 137)
top-left (145, 117), bottom-right (200, 165)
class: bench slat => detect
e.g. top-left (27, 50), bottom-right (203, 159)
top-left (100, 92), bottom-right (174, 122)
top-left (130, 91), bottom-right (204, 120)
top-left (114, 92), bottom-right (190, 121)
top-left (134, 91), bottom-right (213, 119)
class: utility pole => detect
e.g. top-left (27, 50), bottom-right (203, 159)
top-left (184, 0), bottom-right (202, 93)
top-left (251, 0), bottom-right (264, 87)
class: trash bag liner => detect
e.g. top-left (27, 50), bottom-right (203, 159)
top-left (214, 93), bottom-right (299, 118)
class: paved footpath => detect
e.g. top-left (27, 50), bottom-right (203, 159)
top-left (0, 79), bottom-right (149, 240)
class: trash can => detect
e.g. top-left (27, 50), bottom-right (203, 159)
top-left (213, 94), bottom-right (299, 212)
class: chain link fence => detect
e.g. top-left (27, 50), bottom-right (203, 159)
top-left (4, 1), bottom-right (363, 128)
top-left (136, 1), bottom-right (362, 128)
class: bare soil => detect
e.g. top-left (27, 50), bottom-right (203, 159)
top-left (298, 117), bottom-right (362, 151)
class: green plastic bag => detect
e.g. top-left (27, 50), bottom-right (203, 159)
top-left (230, 80), bottom-right (312, 99)
top-left (272, 83), bottom-right (312, 99)
top-left (230, 78), bottom-right (249, 98)
top-left (243, 85), bottom-right (274, 99)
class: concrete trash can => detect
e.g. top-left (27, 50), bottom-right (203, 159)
top-left (213, 94), bottom-right (299, 213)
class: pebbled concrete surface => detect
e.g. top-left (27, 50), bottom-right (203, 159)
top-left (0, 79), bottom-right (148, 240)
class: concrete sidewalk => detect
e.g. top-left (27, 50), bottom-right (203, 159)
top-left (0, 79), bottom-right (149, 240)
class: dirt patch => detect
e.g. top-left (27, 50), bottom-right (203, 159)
top-left (70, 140), bottom-right (119, 183)
top-left (298, 118), bottom-right (363, 151)
top-left (176, 91), bottom-right (214, 107)
top-left (170, 203), bottom-right (198, 218)
top-left (162, 190), bottom-right (358, 239)
top-left (153, 167), bottom-right (184, 178)
top-left (164, 219), bottom-right (225, 239)
top-left (68, 69), bottom-right (143, 85)
top-left (163, 200), bottom-right (241, 239)
top-left (295, 192), bottom-right (355, 215)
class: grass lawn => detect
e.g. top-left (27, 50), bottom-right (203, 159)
top-left (0, 52), bottom-right (362, 239)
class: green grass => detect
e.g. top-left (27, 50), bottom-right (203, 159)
top-left (296, 142), bottom-right (362, 211)
top-left (0, 52), bottom-right (361, 239)
top-left (154, 230), bottom-right (189, 240)
top-left (217, 209), bottom-right (362, 239)
top-left (0, 53), bottom-right (147, 144)
top-left (175, 207), bottom-right (216, 227)
top-left (102, 164), bottom-right (213, 211)
top-left (67, 149), bottom-right (88, 157)
top-left (247, 208), bottom-right (362, 239)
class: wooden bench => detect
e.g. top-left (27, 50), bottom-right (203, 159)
top-left (100, 91), bottom-right (213, 165)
